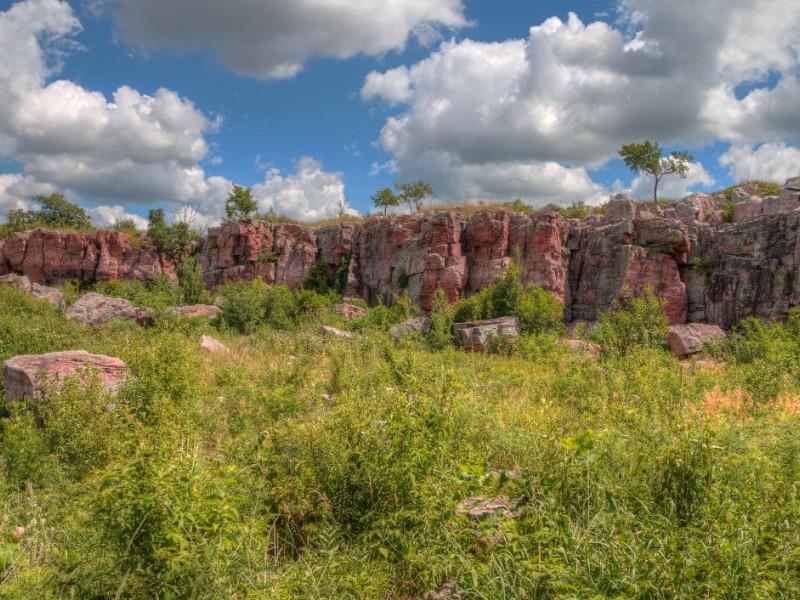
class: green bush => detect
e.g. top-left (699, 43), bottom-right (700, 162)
top-left (452, 261), bottom-right (564, 335)
top-left (95, 274), bottom-right (182, 310)
top-left (264, 285), bottom-right (299, 330)
top-left (588, 289), bottom-right (668, 355)
top-left (176, 255), bottom-right (212, 305)
top-left (426, 287), bottom-right (455, 349)
top-left (217, 279), bottom-right (267, 333)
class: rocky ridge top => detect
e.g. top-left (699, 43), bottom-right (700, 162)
top-left (1, 177), bottom-right (799, 329)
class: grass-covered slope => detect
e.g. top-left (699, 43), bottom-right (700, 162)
top-left (2, 281), bottom-right (800, 598)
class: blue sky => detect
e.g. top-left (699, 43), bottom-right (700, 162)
top-left (0, 0), bottom-right (798, 227)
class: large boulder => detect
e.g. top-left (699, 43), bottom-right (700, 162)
top-left (66, 292), bottom-right (151, 327)
top-left (453, 317), bottom-right (520, 352)
top-left (667, 323), bottom-right (727, 358)
top-left (4, 350), bottom-right (128, 402)
top-left (0, 274), bottom-right (64, 309)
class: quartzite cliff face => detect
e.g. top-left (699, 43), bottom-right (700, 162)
top-left (2, 177), bottom-right (800, 329)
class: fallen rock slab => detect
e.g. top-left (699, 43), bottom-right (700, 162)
top-left (199, 335), bottom-right (229, 354)
top-left (453, 317), bottom-right (520, 352)
top-left (667, 323), bottom-right (727, 358)
top-left (66, 292), bottom-right (150, 327)
top-left (320, 325), bottom-right (353, 338)
top-left (168, 304), bottom-right (222, 319)
top-left (3, 350), bottom-right (128, 402)
top-left (335, 302), bottom-right (367, 319)
top-left (0, 274), bottom-right (65, 309)
top-left (389, 316), bottom-right (431, 340)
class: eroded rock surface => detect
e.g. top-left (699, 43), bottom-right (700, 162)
top-left (0, 274), bottom-right (64, 309)
top-left (66, 292), bottom-right (151, 327)
top-left (5, 177), bottom-right (800, 330)
top-left (453, 317), bottom-right (521, 352)
top-left (4, 351), bottom-right (128, 402)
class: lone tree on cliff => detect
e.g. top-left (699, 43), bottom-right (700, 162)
top-left (6, 193), bottom-right (92, 231)
top-left (225, 184), bottom-right (258, 220)
top-left (618, 140), bottom-right (693, 204)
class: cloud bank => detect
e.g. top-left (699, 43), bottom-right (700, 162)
top-left (363, 0), bottom-right (800, 205)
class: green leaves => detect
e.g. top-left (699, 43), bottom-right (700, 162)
top-left (224, 184), bottom-right (258, 220)
top-left (618, 139), bottom-right (693, 202)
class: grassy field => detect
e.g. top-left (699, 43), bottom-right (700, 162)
top-left (1, 276), bottom-right (800, 599)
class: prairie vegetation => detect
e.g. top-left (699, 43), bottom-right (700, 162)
top-left (2, 270), bottom-right (800, 598)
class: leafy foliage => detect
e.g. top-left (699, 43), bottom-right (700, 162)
top-left (587, 289), bottom-right (669, 355)
top-left (176, 254), bottom-right (212, 305)
top-left (146, 209), bottom-right (196, 263)
top-left (4, 273), bottom-right (800, 599)
top-left (452, 261), bottom-right (564, 336)
top-left (371, 179), bottom-right (433, 214)
top-left (2, 193), bottom-right (93, 237)
top-left (618, 139), bottom-right (693, 203)
top-left (224, 184), bottom-right (258, 220)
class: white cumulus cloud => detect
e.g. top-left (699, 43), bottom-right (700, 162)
top-left (629, 161), bottom-right (715, 201)
top-left (363, 0), bottom-right (800, 205)
top-left (719, 143), bottom-right (800, 184)
top-left (252, 157), bottom-right (348, 221)
top-left (88, 205), bottom-right (149, 229)
top-left (112, 0), bottom-right (469, 79)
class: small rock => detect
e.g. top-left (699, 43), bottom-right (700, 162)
top-left (456, 496), bottom-right (520, 520)
top-left (320, 325), bottom-right (352, 338)
top-left (199, 335), bottom-right (229, 354)
top-left (453, 317), bottom-right (520, 352)
top-left (667, 323), bottom-right (727, 358)
top-left (389, 316), bottom-right (431, 340)
top-left (168, 304), bottom-right (222, 319)
top-left (335, 302), bottom-right (367, 319)
top-left (423, 581), bottom-right (461, 600)
top-left (0, 274), bottom-right (64, 309)
top-left (3, 350), bottom-right (128, 402)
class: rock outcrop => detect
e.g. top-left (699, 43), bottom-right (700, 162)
top-left (0, 229), bottom-right (171, 285)
top-left (4, 351), bottom-right (128, 402)
top-left (0, 274), bottom-right (65, 309)
top-left (168, 304), bottom-right (222, 319)
top-left (5, 177), bottom-right (800, 331)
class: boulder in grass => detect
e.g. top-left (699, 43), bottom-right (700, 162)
top-left (453, 317), bottom-right (520, 352)
top-left (667, 323), bottom-right (727, 358)
top-left (456, 496), bottom-right (520, 520)
top-left (66, 292), bottom-right (150, 327)
top-left (168, 304), bottom-right (222, 319)
top-left (199, 335), bottom-right (229, 354)
top-left (389, 316), bottom-right (431, 341)
top-left (335, 302), bottom-right (367, 320)
top-left (3, 350), bottom-right (128, 402)
top-left (0, 274), bottom-right (64, 309)
top-left (320, 325), bottom-right (352, 338)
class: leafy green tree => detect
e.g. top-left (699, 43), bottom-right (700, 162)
top-left (371, 187), bottom-right (399, 216)
top-left (176, 255), bottom-right (211, 305)
top-left (225, 184), bottom-right (258, 220)
top-left (396, 179), bottom-right (433, 212)
top-left (5, 193), bottom-right (92, 231)
top-left (618, 140), bottom-right (693, 203)
top-left (146, 209), bottom-right (194, 263)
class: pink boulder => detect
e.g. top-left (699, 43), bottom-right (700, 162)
top-left (335, 302), bottom-right (368, 319)
top-left (3, 350), bottom-right (128, 402)
top-left (66, 292), bottom-right (150, 327)
top-left (667, 323), bottom-right (727, 358)
top-left (199, 335), bottom-right (229, 354)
